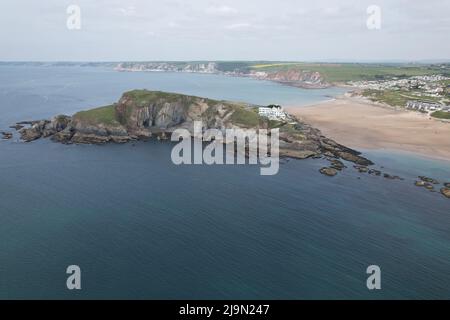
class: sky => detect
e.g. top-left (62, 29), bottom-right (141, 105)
top-left (0, 0), bottom-right (449, 61)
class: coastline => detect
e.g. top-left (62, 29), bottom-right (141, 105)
top-left (286, 96), bottom-right (450, 162)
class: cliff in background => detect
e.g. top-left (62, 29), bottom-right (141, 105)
top-left (251, 69), bottom-right (330, 88)
top-left (114, 62), bottom-right (330, 89)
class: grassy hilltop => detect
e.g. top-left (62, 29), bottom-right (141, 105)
top-left (213, 61), bottom-right (449, 83)
top-left (73, 90), bottom-right (262, 128)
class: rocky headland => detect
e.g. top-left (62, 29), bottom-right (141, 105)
top-left (249, 69), bottom-right (330, 89)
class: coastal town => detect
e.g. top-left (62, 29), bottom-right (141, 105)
top-left (349, 75), bottom-right (450, 116)
top-left (115, 62), bottom-right (219, 73)
top-left (349, 75), bottom-right (449, 93)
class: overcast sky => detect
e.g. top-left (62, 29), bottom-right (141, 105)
top-left (1, 0), bottom-right (449, 61)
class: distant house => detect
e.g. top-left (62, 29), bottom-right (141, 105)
top-left (258, 105), bottom-right (286, 120)
top-left (406, 101), bottom-right (443, 112)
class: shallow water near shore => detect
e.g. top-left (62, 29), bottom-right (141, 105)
top-left (1, 66), bottom-right (450, 299)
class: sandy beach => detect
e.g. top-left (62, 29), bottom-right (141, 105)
top-left (286, 97), bottom-right (450, 161)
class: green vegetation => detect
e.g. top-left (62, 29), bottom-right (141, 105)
top-left (73, 105), bottom-right (119, 125)
top-left (124, 90), bottom-right (263, 128)
top-left (123, 90), bottom-right (198, 106)
top-left (277, 123), bottom-right (306, 140)
top-left (362, 89), bottom-right (442, 107)
top-left (229, 106), bottom-right (260, 128)
top-left (431, 111), bottom-right (450, 119)
top-left (252, 63), bottom-right (301, 69)
top-left (267, 119), bottom-right (285, 128)
top-left (216, 61), bottom-right (254, 73)
top-left (248, 63), bottom-right (449, 83)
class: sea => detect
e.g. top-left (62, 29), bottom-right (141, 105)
top-left (0, 65), bottom-right (449, 299)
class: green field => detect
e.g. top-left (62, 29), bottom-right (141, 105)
top-left (228, 106), bottom-right (260, 128)
top-left (124, 90), bottom-right (199, 106)
top-left (431, 110), bottom-right (450, 119)
top-left (248, 63), bottom-right (448, 83)
top-left (362, 89), bottom-right (443, 107)
top-left (73, 105), bottom-right (119, 125)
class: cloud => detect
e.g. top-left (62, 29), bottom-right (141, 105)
top-left (225, 22), bottom-right (252, 30)
top-left (205, 5), bottom-right (238, 16)
top-left (0, 0), bottom-right (449, 61)
top-left (168, 21), bottom-right (180, 28)
top-left (114, 6), bottom-right (137, 17)
top-left (322, 6), bottom-right (340, 16)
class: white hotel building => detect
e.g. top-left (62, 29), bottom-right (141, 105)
top-left (258, 105), bottom-right (287, 120)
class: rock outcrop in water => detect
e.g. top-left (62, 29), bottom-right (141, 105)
top-left (1, 131), bottom-right (13, 140)
top-left (16, 89), bottom-right (373, 167)
top-left (441, 187), bottom-right (450, 198)
top-left (319, 167), bottom-right (338, 177)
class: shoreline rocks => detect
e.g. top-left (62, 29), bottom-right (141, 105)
top-left (413, 178), bottom-right (450, 198)
top-left (1, 131), bottom-right (13, 140)
top-left (383, 173), bottom-right (402, 180)
top-left (9, 124), bottom-right (24, 130)
top-left (415, 180), bottom-right (429, 188)
top-left (354, 165), bottom-right (369, 173)
top-left (418, 176), bottom-right (439, 185)
top-left (441, 187), bottom-right (450, 198)
top-left (329, 159), bottom-right (345, 170)
top-left (320, 167), bottom-right (338, 177)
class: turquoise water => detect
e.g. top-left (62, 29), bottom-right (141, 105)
top-left (0, 66), bottom-right (449, 299)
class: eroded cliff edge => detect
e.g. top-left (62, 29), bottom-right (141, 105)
top-left (18, 90), bottom-right (372, 166)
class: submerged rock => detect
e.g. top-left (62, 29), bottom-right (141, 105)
top-left (337, 151), bottom-right (373, 166)
top-left (419, 176), bottom-right (439, 185)
top-left (441, 187), bottom-right (450, 198)
top-left (415, 180), bottom-right (435, 191)
top-left (383, 173), bottom-right (402, 180)
top-left (368, 169), bottom-right (382, 176)
top-left (319, 167), bottom-right (338, 177)
top-left (1, 131), bottom-right (13, 140)
top-left (279, 149), bottom-right (318, 159)
top-left (329, 159), bottom-right (346, 171)
top-left (354, 165), bottom-right (369, 173)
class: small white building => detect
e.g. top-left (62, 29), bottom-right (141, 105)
top-left (259, 105), bottom-right (287, 120)
top-left (406, 101), bottom-right (444, 112)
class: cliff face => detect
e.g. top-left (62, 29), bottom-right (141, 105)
top-left (19, 90), bottom-right (263, 143)
top-left (114, 91), bottom-right (260, 137)
top-left (17, 89), bottom-right (373, 166)
top-left (263, 69), bottom-right (329, 88)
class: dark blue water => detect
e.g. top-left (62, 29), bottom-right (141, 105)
top-left (1, 66), bottom-right (450, 299)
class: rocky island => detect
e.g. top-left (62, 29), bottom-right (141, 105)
top-left (17, 90), bottom-right (372, 164)
top-left (11, 90), bottom-right (450, 199)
